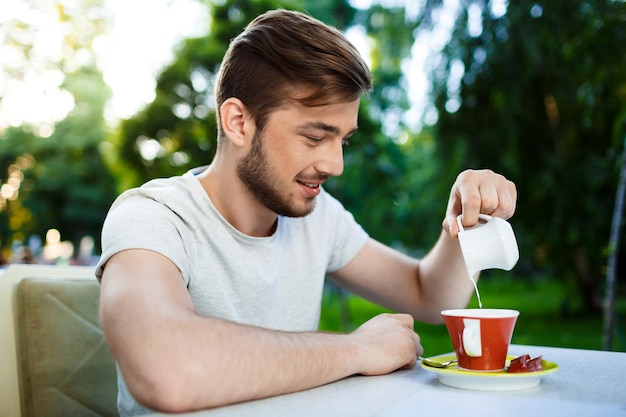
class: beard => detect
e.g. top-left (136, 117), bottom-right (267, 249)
top-left (237, 129), bottom-right (317, 218)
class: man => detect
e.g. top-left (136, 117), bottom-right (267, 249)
top-left (97, 9), bottom-right (516, 416)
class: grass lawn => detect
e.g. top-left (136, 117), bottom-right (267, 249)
top-left (320, 274), bottom-right (626, 355)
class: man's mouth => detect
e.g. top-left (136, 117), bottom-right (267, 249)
top-left (298, 181), bottom-right (320, 189)
top-left (297, 180), bottom-right (323, 197)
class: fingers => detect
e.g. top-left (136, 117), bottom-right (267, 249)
top-left (443, 169), bottom-right (517, 237)
top-left (409, 329), bottom-right (423, 368)
top-left (353, 313), bottom-right (423, 375)
top-left (401, 319), bottom-right (422, 369)
top-left (394, 312), bottom-right (416, 328)
top-left (383, 313), bottom-right (423, 368)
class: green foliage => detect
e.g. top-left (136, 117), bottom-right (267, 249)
top-left (0, 66), bottom-right (117, 251)
top-left (326, 5), bottom-right (446, 250)
top-left (426, 0), bottom-right (626, 310)
top-left (0, 0), bottom-right (117, 256)
top-left (5, 0), bottom-right (623, 313)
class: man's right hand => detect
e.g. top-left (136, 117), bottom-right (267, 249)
top-left (350, 313), bottom-right (423, 376)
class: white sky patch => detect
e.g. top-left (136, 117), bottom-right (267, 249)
top-left (467, 3), bottom-right (483, 37)
top-left (348, 0), bottom-right (463, 132)
top-left (0, 1), bottom-right (67, 129)
top-left (490, 0), bottom-right (508, 19)
top-left (404, 0), bottom-right (461, 129)
top-left (349, 0), bottom-right (375, 8)
top-left (0, 0), bottom-right (208, 129)
top-left (345, 25), bottom-right (372, 69)
top-left (98, 0), bottom-right (208, 123)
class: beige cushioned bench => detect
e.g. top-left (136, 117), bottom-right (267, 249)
top-left (0, 265), bottom-right (117, 417)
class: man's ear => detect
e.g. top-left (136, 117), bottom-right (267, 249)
top-left (219, 98), bottom-right (252, 148)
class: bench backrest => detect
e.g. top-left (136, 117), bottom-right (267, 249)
top-left (0, 264), bottom-right (117, 417)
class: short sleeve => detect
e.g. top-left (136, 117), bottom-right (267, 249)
top-left (320, 191), bottom-right (369, 273)
top-left (95, 195), bottom-right (196, 284)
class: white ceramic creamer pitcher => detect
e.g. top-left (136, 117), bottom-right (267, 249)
top-left (456, 214), bottom-right (519, 276)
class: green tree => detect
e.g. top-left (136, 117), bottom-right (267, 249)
top-left (326, 5), bottom-right (440, 250)
top-left (0, 65), bottom-right (117, 254)
top-left (0, 0), bottom-right (117, 257)
top-left (426, 0), bottom-right (626, 311)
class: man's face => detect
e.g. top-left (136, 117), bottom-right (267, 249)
top-left (237, 97), bottom-right (360, 217)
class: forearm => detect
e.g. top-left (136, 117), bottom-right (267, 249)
top-left (177, 319), bottom-right (360, 408)
top-left (331, 237), bottom-right (474, 324)
top-left (417, 230), bottom-right (477, 320)
top-left (107, 308), bottom-right (362, 412)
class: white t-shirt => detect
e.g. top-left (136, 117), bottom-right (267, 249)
top-left (95, 167), bottom-right (369, 415)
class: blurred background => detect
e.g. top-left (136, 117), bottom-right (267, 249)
top-left (1, 0), bottom-right (625, 352)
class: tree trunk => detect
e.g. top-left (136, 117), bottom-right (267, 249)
top-left (603, 135), bottom-right (626, 350)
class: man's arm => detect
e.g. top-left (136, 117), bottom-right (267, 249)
top-left (99, 249), bottom-right (421, 413)
top-left (330, 169), bottom-right (517, 324)
top-left (330, 232), bottom-right (472, 324)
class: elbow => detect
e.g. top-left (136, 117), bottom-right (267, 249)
top-left (412, 299), bottom-right (465, 325)
top-left (421, 290), bottom-right (477, 325)
top-left (419, 312), bottom-right (445, 325)
top-left (120, 362), bottom-right (226, 413)
top-left (408, 307), bottom-right (443, 325)
top-left (122, 366), bottom-right (195, 413)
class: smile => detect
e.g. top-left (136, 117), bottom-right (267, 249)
top-left (297, 180), bottom-right (322, 197)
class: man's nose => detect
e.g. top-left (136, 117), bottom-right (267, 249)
top-left (318, 141), bottom-right (344, 177)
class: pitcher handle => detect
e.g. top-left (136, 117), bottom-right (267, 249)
top-left (456, 213), bottom-right (493, 233)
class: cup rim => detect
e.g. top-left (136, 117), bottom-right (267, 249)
top-left (441, 308), bottom-right (519, 318)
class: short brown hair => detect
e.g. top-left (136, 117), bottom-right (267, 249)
top-left (215, 9), bottom-right (372, 139)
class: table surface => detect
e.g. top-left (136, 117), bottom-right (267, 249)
top-left (147, 345), bottom-right (626, 417)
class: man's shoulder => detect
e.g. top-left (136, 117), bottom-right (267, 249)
top-left (112, 174), bottom-right (199, 210)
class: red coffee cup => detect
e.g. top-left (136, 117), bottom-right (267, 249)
top-left (441, 309), bottom-right (519, 371)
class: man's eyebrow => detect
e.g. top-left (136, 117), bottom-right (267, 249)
top-left (300, 121), bottom-right (358, 136)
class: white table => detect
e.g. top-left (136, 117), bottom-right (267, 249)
top-left (147, 345), bottom-right (626, 417)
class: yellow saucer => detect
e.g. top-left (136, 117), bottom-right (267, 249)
top-left (420, 354), bottom-right (559, 391)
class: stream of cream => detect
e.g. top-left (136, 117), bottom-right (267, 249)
top-left (468, 270), bottom-right (483, 308)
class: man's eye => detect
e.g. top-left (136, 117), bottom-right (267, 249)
top-left (305, 136), bottom-right (322, 144)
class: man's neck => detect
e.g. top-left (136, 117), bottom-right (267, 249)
top-left (196, 162), bottom-right (278, 237)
